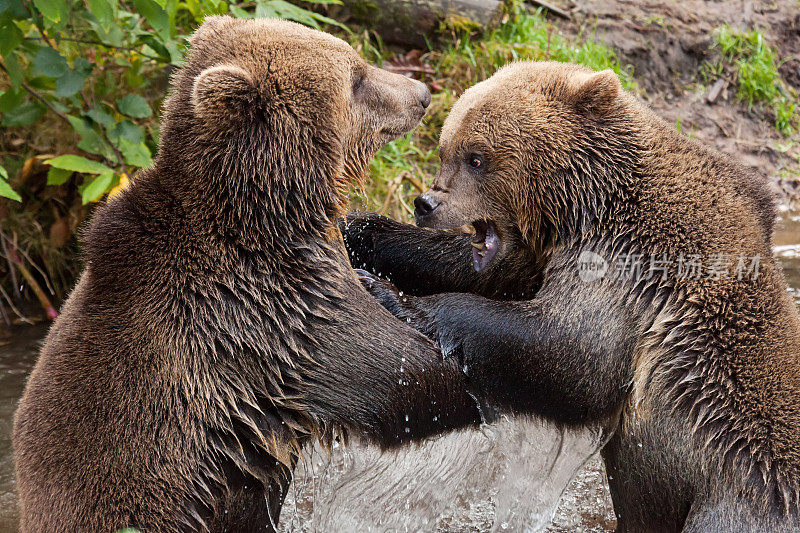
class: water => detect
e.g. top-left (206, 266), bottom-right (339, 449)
top-left (280, 419), bottom-right (610, 532)
top-left (0, 213), bottom-right (798, 532)
top-left (776, 210), bottom-right (800, 306)
top-left (0, 323), bottom-right (48, 532)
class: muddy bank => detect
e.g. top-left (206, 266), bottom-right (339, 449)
top-left (560, 0), bottom-right (800, 208)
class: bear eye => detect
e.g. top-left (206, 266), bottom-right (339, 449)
top-left (352, 73), bottom-right (366, 94)
top-left (467, 154), bottom-right (484, 170)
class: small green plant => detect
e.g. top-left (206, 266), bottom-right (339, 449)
top-left (711, 26), bottom-right (797, 136)
top-left (436, 5), bottom-right (635, 91)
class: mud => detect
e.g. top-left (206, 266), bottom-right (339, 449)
top-left (563, 0), bottom-right (800, 208)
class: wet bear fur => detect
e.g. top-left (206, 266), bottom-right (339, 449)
top-left (13, 16), bottom-right (478, 533)
top-left (344, 61), bottom-right (800, 531)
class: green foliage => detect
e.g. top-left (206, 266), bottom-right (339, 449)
top-left (711, 26), bottom-right (797, 136)
top-left (0, 0), bottom-right (341, 204)
top-left (0, 164), bottom-right (21, 201)
top-left (436, 5), bottom-right (635, 91)
top-left (231, 0), bottom-right (348, 31)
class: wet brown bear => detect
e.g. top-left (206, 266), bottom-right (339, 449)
top-left (13, 16), bottom-right (479, 533)
top-left (344, 61), bottom-right (800, 531)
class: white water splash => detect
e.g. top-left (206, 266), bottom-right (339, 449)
top-left (280, 416), bottom-right (608, 532)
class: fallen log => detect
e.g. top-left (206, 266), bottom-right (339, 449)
top-left (340, 0), bottom-right (504, 47)
top-left (527, 0), bottom-right (570, 20)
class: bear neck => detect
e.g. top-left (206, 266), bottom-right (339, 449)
top-left (156, 125), bottom-right (345, 253)
top-left (532, 114), bottom-right (644, 252)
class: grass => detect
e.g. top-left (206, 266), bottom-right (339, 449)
top-left (357, 3), bottom-right (636, 219)
top-left (710, 26), bottom-right (797, 136)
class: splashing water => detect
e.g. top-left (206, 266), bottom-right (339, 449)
top-left (280, 416), bottom-right (609, 532)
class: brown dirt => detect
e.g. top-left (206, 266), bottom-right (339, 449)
top-left (557, 0), bottom-right (800, 208)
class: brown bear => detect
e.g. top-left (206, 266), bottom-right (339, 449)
top-left (343, 61), bottom-right (800, 531)
top-left (12, 16), bottom-right (479, 533)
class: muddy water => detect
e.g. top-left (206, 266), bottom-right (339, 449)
top-left (0, 214), bottom-right (798, 532)
top-left (0, 323), bottom-right (47, 532)
top-left (775, 211), bottom-right (800, 306)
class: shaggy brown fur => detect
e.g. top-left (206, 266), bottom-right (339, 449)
top-left (344, 61), bottom-right (800, 531)
top-left (13, 16), bottom-right (478, 532)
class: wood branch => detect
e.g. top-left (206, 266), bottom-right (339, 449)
top-left (2, 233), bottom-right (59, 321)
top-left (341, 0), bottom-right (504, 47)
top-left (526, 0), bottom-right (571, 19)
top-left (706, 78), bottom-right (728, 104)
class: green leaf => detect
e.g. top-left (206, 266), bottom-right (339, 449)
top-left (2, 102), bottom-right (45, 126)
top-left (33, 0), bottom-right (68, 23)
top-left (138, 34), bottom-right (171, 60)
top-left (165, 39), bottom-right (182, 64)
top-left (66, 115), bottom-right (114, 159)
top-left (4, 51), bottom-right (22, 89)
top-left (73, 57), bottom-right (94, 76)
top-left (46, 154), bottom-right (114, 174)
top-left (254, 2), bottom-right (279, 19)
top-left (0, 0), bottom-right (30, 18)
top-left (0, 88), bottom-right (24, 112)
top-left (310, 11), bottom-right (350, 32)
top-left (32, 47), bottom-right (68, 78)
top-left (132, 0), bottom-right (170, 40)
top-left (0, 165), bottom-right (20, 201)
top-left (87, 16), bottom-right (125, 46)
top-left (81, 172), bottom-right (114, 203)
top-left (0, 17), bottom-right (23, 57)
top-left (86, 107), bottom-right (115, 128)
top-left (0, 177), bottom-right (20, 201)
top-left (260, 0), bottom-right (348, 30)
top-left (111, 120), bottom-right (144, 143)
top-left (229, 5), bottom-right (253, 18)
top-left (46, 166), bottom-right (72, 185)
top-left (117, 138), bottom-right (152, 168)
top-left (55, 69), bottom-right (87, 97)
top-left (86, 0), bottom-right (116, 32)
top-left (117, 94), bottom-right (152, 118)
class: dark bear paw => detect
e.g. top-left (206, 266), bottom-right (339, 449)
top-left (356, 268), bottom-right (402, 311)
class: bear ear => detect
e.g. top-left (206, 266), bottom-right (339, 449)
top-left (189, 15), bottom-right (234, 47)
top-left (571, 69), bottom-right (621, 115)
top-left (191, 64), bottom-right (258, 122)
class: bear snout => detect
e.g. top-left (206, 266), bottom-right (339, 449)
top-left (416, 80), bottom-right (431, 109)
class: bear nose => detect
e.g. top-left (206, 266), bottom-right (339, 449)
top-left (414, 193), bottom-right (439, 217)
top-left (416, 82), bottom-right (431, 109)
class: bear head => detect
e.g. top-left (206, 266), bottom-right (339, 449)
top-left (157, 16), bottom-right (431, 230)
top-left (414, 61), bottom-right (638, 271)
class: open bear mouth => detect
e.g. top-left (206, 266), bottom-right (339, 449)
top-left (471, 220), bottom-right (500, 272)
